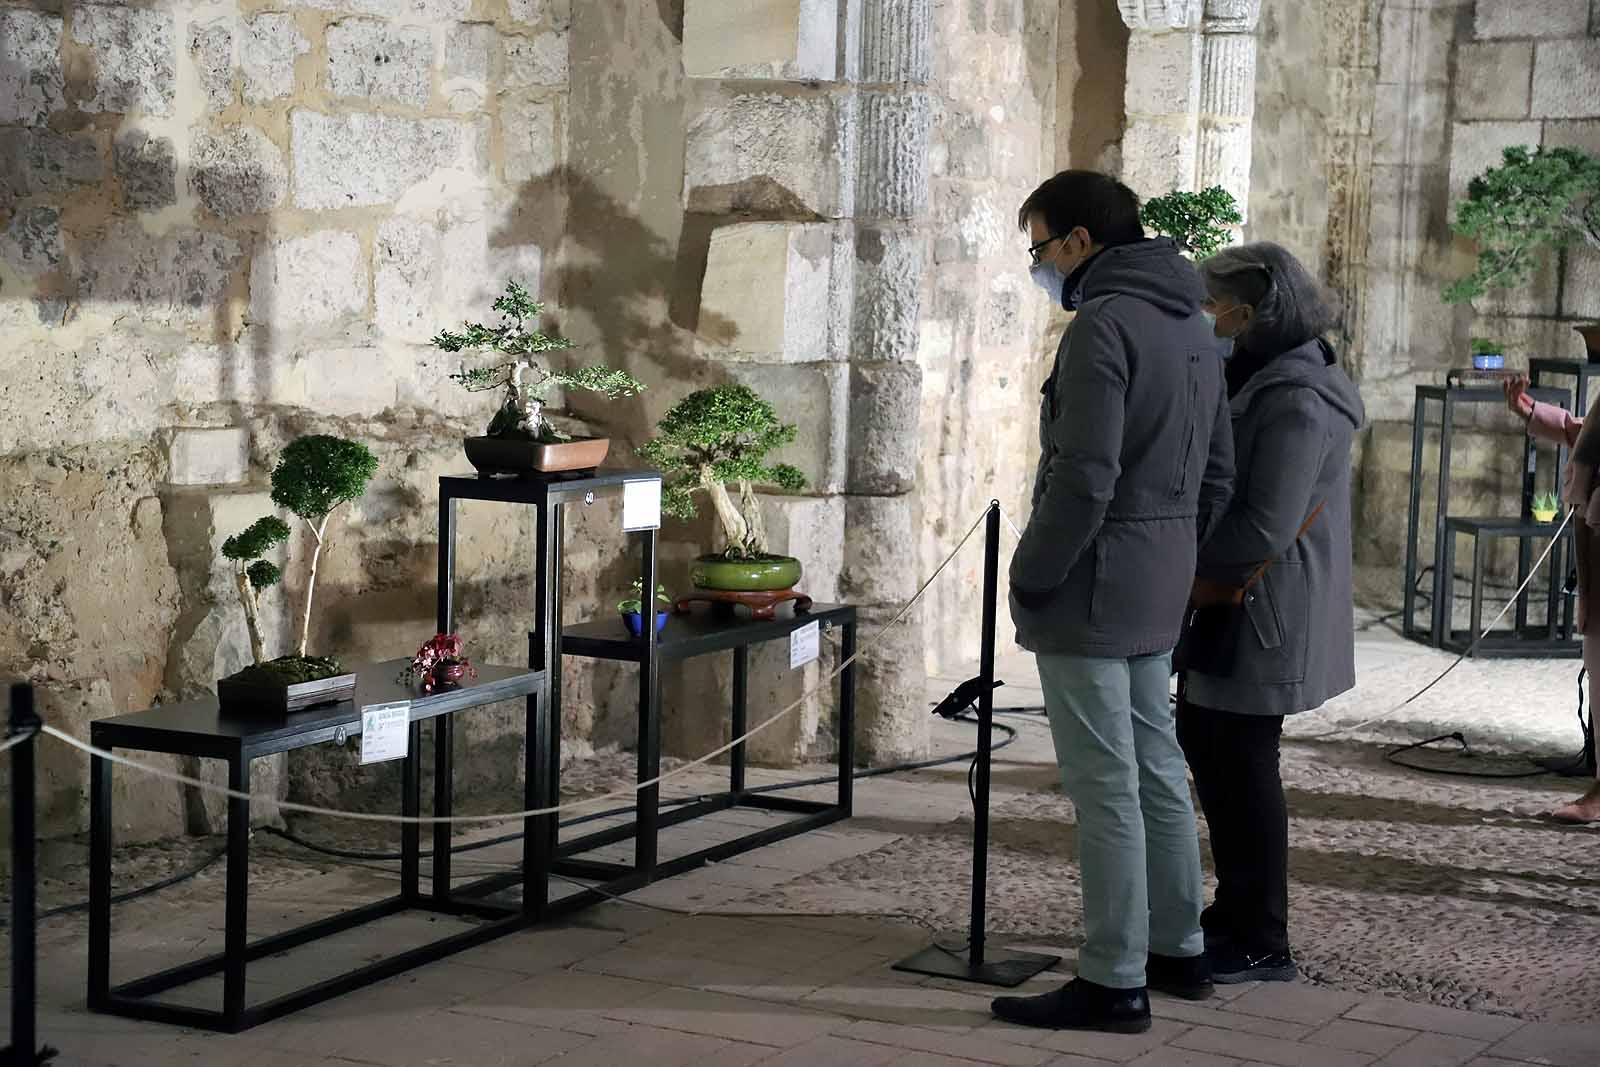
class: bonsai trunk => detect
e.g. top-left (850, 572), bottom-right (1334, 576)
top-left (738, 479), bottom-right (770, 556)
top-left (699, 469), bottom-right (749, 555)
top-left (234, 569), bottom-right (267, 666)
top-left (297, 511), bottom-right (333, 658)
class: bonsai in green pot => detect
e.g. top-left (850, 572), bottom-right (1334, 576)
top-left (217, 434), bottom-right (378, 715)
top-left (1444, 145), bottom-right (1600, 360)
top-left (1140, 185), bottom-right (1243, 258)
top-left (638, 384), bottom-right (807, 592)
top-left (432, 280), bottom-right (645, 473)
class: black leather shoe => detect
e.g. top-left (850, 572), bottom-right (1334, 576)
top-left (1211, 945), bottom-right (1297, 984)
top-left (1147, 952), bottom-right (1214, 1001)
top-left (991, 977), bottom-right (1152, 1033)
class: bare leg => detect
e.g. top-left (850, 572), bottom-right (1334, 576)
top-left (1553, 640), bottom-right (1600, 824)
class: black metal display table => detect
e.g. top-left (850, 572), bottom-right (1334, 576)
top-left (557, 604), bottom-right (856, 890)
top-left (1439, 517), bottom-right (1577, 657)
top-left (88, 661), bottom-right (544, 1033)
top-left (1529, 359), bottom-right (1600, 423)
top-left (1403, 384), bottom-right (1576, 654)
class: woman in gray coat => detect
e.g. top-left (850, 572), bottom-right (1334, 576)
top-left (1178, 242), bottom-right (1365, 984)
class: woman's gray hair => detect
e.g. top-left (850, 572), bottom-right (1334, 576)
top-left (1199, 241), bottom-right (1339, 354)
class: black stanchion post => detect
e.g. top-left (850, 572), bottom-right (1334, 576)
top-left (893, 503), bottom-right (1059, 987)
top-left (6, 682), bottom-right (55, 1066)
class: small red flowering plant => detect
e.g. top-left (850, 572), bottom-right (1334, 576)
top-left (398, 633), bottom-right (478, 693)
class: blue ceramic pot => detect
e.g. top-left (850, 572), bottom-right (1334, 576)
top-left (622, 610), bottom-right (669, 637)
top-left (1472, 351), bottom-right (1504, 370)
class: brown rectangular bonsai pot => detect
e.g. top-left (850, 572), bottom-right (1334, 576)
top-left (217, 670), bottom-right (357, 717)
top-left (463, 436), bottom-right (611, 475)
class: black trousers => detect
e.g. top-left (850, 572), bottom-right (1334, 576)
top-left (1175, 689), bottom-right (1289, 955)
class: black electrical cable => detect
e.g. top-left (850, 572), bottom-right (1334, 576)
top-left (0, 848), bottom-right (227, 928)
top-left (1383, 668), bottom-right (1591, 779)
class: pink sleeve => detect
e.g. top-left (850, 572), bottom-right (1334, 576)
top-left (1528, 401), bottom-right (1582, 447)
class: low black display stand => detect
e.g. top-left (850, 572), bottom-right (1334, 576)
top-left (87, 662), bottom-right (545, 1033)
top-left (894, 504), bottom-right (1059, 988)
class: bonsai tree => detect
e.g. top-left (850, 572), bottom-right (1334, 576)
top-left (1445, 145), bottom-right (1600, 304)
top-left (1140, 185), bottom-right (1243, 258)
top-left (432, 280), bottom-right (645, 442)
top-left (638, 384), bottom-right (806, 559)
top-left (1470, 336), bottom-right (1502, 355)
top-left (270, 434), bottom-right (379, 659)
top-left (221, 516), bottom-right (290, 665)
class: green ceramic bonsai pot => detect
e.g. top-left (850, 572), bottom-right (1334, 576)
top-left (691, 555), bottom-right (803, 592)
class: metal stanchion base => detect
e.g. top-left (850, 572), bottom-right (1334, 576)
top-left (1535, 750), bottom-right (1597, 778)
top-left (893, 943), bottom-right (1060, 988)
top-left (0, 1043), bottom-right (59, 1065)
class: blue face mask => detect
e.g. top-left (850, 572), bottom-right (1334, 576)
top-left (1030, 262), bottom-right (1066, 307)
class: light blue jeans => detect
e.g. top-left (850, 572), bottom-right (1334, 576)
top-left (1036, 651), bottom-right (1204, 988)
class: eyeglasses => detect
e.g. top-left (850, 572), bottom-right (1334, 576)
top-left (1027, 234), bottom-right (1063, 266)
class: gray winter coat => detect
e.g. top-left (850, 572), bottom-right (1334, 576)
top-left (1185, 338), bottom-right (1365, 716)
top-left (1010, 238), bottom-right (1233, 657)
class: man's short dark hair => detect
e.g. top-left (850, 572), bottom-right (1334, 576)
top-left (1017, 170), bottom-right (1144, 246)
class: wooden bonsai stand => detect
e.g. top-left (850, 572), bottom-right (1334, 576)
top-left (674, 588), bottom-right (812, 621)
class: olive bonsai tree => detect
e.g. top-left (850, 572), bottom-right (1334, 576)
top-left (638, 384), bottom-right (806, 560)
top-left (432, 280), bottom-right (645, 442)
top-left (221, 516), bottom-right (290, 665)
top-left (1444, 145), bottom-right (1600, 304)
top-left (1140, 185), bottom-right (1243, 258)
top-left (270, 434), bottom-right (379, 660)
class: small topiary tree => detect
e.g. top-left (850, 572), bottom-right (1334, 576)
top-left (432, 280), bottom-right (645, 442)
top-left (1141, 185), bottom-right (1243, 258)
top-left (638, 384), bottom-right (806, 559)
top-left (221, 516), bottom-right (291, 665)
top-left (270, 434), bottom-right (379, 658)
top-left (1444, 145), bottom-right (1600, 304)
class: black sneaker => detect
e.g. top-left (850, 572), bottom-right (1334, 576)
top-left (1147, 952), bottom-right (1214, 1001)
top-left (991, 977), bottom-right (1152, 1033)
top-left (1211, 945), bottom-right (1297, 984)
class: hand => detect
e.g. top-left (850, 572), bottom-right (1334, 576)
top-left (1503, 375), bottom-right (1535, 420)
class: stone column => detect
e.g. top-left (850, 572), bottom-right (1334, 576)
top-left (1117, 0), bottom-right (1261, 216)
top-left (1198, 0), bottom-right (1262, 220)
top-left (845, 0), bottom-right (932, 764)
top-left (677, 0), bottom-right (934, 766)
top-left (1118, 0), bottom-right (1203, 200)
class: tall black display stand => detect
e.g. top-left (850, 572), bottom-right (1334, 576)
top-left (892, 503), bottom-right (1059, 987)
top-left (5, 683), bottom-right (55, 1065)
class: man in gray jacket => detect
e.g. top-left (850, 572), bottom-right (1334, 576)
top-left (992, 171), bottom-right (1233, 1034)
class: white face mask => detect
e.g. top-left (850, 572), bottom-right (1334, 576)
top-left (1030, 262), bottom-right (1066, 306)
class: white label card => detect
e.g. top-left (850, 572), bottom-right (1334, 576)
top-left (360, 702), bottom-right (411, 765)
top-left (790, 621), bottom-right (820, 670)
top-left (622, 479), bottom-right (661, 532)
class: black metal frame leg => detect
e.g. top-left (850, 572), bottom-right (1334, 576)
top-left (224, 756), bottom-right (251, 1023)
top-left (634, 527), bottom-right (659, 875)
top-left (838, 623), bottom-right (856, 815)
top-left (88, 744), bottom-right (113, 1012)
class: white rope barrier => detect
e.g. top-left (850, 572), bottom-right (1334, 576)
top-left (0, 727), bottom-right (36, 756)
top-left (23, 499), bottom-right (1584, 819)
top-left (1298, 506), bottom-right (1576, 740)
top-left (39, 505), bottom-right (996, 827)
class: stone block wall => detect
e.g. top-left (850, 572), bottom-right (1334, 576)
top-left (0, 0), bottom-right (573, 843)
top-left (1, 0), bottom-right (1062, 851)
top-left (1247, 0), bottom-right (1600, 602)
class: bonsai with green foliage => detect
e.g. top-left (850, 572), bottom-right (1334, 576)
top-left (638, 384), bottom-right (806, 560)
top-left (432, 280), bottom-right (645, 443)
top-left (1445, 145), bottom-right (1600, 304)
top-left (221, 516), bottom-right (290, 665)
top-left (1140, 186), bottom-right (1243, 258)
top-left (1470, 336), bottom-right (1503, 355)
top-left (270, 434), bottom-right (379, 661)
